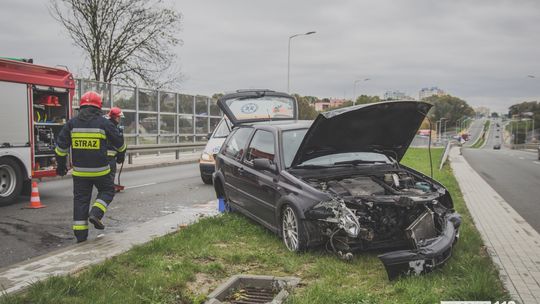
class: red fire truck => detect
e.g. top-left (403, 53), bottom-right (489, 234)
top-left (0, 58), bottom-right (75, 206)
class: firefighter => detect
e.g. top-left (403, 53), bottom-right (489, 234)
top-left (106, 107), bottom-right (126, 190)
top-left (55, 91), bottom-right (126, 243)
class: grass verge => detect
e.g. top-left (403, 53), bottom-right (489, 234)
top-left (1, 148), bottom-right (510, 304)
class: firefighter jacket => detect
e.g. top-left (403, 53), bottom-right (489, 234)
top-left (106, 118), bottom-right (124, 158)
top-left (55, 107), bottom-right (126, 177)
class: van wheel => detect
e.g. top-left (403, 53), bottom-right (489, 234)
top-left (0, 158), bottom-right (23, 206)
top-left (201, 174), bottom-right (213, 185)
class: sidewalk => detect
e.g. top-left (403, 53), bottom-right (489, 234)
top-left (0, 200), bottom-right (218, 295)
top-left (450, 147), bottom-right (540, 304)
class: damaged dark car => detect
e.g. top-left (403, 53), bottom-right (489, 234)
top-left (212, 89), bottom-right (461, 280)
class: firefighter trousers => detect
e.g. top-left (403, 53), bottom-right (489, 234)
top-left (72, 175), bottom-right (115, 242)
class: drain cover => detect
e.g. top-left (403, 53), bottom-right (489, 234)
top-left (206, 275), bottom-right (300, 304)
top-left (227, 286), bottom-right (276, 303)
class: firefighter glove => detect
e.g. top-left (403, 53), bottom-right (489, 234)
top-left (56, 156), bottom-right (68, 176)
top-left (116, 151), bottom-right (125, 164)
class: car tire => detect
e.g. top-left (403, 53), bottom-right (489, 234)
top-left (201, 174), bottom-right (213, 185)
top-left (0, 158), bottom-right (23, 206)
top-left (281, 204), bottom-right (308, 252)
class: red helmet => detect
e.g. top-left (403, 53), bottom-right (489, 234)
top-left (80, 91), bottom-right (102, 109)
top-left (108, 107), bottom-right (124, 119)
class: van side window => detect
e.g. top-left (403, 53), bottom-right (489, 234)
top-left (222, 128), bottom-right (252, 161)
top-left (245, 130), bottom-right (275, 163)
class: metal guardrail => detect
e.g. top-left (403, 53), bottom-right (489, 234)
top-left (509, 143), bottom-right (539, 150)
top-left (126, 143), bottom-right (206, 164)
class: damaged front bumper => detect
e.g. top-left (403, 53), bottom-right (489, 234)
top-left (378, 213), bottom-right (461, 280)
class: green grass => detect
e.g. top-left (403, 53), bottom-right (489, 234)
top-left (1, 148), bottom-right (510, 304)
top-left (471, 120), bottom-right (491, 148)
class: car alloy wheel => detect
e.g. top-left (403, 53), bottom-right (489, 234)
top-left (282, 206), bottom-right (300, 251)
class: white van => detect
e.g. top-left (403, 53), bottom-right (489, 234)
top-left (199, 118), bottom-right (231, 184)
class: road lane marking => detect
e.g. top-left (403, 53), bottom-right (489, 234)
top-left (125, 182), bottom-right (157, 189)
top-left (519, 157), bottom-right (525, 160)
top-left (534, 161), bottom-right (540, 165)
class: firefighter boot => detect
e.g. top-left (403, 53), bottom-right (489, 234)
top-left (89, 214), bottom-right (105, 230)
top-left (89, 199), bottom-right (109, 230)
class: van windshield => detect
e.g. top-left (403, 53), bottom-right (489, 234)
top-left (213, 119), bottom-right (231, 138)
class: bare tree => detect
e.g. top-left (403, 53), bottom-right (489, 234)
top-left (50, 0), bottom-right (183, 88)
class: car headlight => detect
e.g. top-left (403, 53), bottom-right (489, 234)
top-left (339, 207), bottom-right (360, 238)
top-left (201, 152), bottom-right (214, 162)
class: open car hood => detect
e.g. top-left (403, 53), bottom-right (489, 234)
top-left (290, 101), bottom-right (432, 167)
top-left (217, 90), bottom-right (298, 126)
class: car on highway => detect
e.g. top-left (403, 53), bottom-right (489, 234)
top-left (493, 144), bottom-right (501, 150)
top-left (538, 145), bottom-right (540, 160)
top-left (199, 118), bottom-right (231, 184)
top-left (213, 90), bottom-right (462, 279)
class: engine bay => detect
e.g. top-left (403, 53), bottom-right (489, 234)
top-left (303, 169), bottom-right (451, 255)
top-left (308, 170), bottom-right (439, 198)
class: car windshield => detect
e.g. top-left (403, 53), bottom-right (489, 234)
top-left (299, 152), bottom-right (392, 167)
top-left (282, 129), bottom-right (308, 168)
top-left (283, 129), bottom-right (392, 168)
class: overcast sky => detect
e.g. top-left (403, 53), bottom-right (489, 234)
top-left (1, 0), bottom-right (539, 112)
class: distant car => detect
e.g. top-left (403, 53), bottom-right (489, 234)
top-left (213, 92), bottom-right (461, 280)
top-left (493, 144), bottom-right (501, 150)
top-left (538, 145), bottom-right (540, 160)
top-left (495, 135), bottom-right (499, 138)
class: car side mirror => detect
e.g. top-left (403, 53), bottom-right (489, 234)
top-left (253, 158), bottom-right (277, 173)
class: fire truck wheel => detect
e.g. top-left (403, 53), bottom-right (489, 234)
top-left (0, 158), bottom-right (23, 206)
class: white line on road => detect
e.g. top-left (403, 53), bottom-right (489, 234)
top-left (519, 157), bottom-right (525, 160)
top-left (125, 182), bottom-right (157, 189)
top-left (534, 161), bottom-right (540, 165)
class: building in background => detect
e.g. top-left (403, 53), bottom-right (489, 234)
top-left (383, 90), bottom-right (414, 100)
top-left (419, 87), bottom-right (446, 100)
top-left (312, 98), bottom-right (348, 111)
top-left (474, 106), bottom-right (491, 117)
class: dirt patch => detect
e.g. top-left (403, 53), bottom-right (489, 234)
top-left (186, 272), bottom-right (221, 296)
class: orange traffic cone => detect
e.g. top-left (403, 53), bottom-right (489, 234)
top-left (26, 181), bottom-right (46, 209)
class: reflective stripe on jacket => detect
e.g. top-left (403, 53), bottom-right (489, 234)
top-left (54, 107), bottom-right (124, 177)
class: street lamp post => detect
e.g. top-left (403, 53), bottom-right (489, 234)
top-left (443, 119), bottom-right (448, 141)
top-left (461, 117), bottom-right (472, 132)
top-left (287, 31), bottom-right (316, 93)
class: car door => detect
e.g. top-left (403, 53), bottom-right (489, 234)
top-left (219, 127), bottom-right (253, 209)
top-left (239, 129), bottom-right (280, 226)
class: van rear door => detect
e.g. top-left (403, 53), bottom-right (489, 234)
top-left (217, 90), bottom-right (298, 126)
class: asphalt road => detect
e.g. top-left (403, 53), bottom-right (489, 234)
top-left (463, 118), bottom-right (485, 147)
top-left (462, 118), bottom-right (540, 233)
top-left (0, 163), bottom-right (216, 268)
